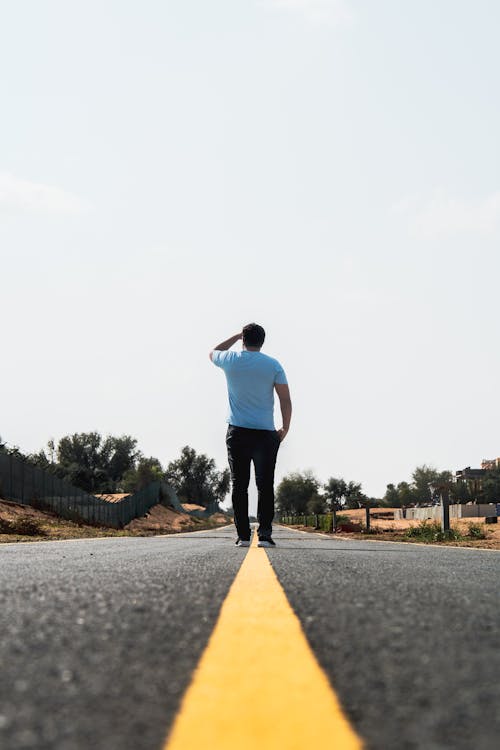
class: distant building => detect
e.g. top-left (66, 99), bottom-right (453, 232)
top-left (481, 457), bottom-right (500, 471)
top-left (455, 467), bottom-right (485, 499)
top-left (454, 460), bottom-right (499, 501)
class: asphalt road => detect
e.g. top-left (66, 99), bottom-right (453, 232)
top-left (0, 526), bottom-right (499, 749)
top-left (267, 528), bottom-right (500, 750)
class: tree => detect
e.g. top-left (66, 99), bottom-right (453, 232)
top-left (307, 493), bottom-right (327, 514)
top-left (56, 432), bottom-right (140, 493)
top-left (480, 467), bottom-right (500, 503)
top-left (383, 483), bottom-right (401, 507)
top-left (396, 481), bottom-right (414, 506)
top-left (103, 435), bottom-right (141, 486)
top-left (450, 479), bottom-right (473, 504)
top-left (122, 457), bottom-right (164, 493)
top-left (323, 477), bottom-right (364, 509)
top-left (323, 477), bottom-right (347, 511)
top-left (25, 439), bottom-right (57, 470)
top-left (276, 471), bottom-right (320, 514)
top-left (411, 465), bottom-right (452, 505)
top-left (364, 496), bottom-right (383, 507)
top-left (25, 449), bottom-right (51, 469)
top-left (0, 437), bottom-right (24, 458)
top-left (165, 446), bottom-right (229, 508)
top-left (344, 480), bottom-right (363, 509)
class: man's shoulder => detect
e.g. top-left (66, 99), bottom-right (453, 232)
top-left (257, 352), bottom-right (287, 384)
top-left (257, 352), bottom-right (284, 369)
top-left (212, 349), bottom-right (238, 367)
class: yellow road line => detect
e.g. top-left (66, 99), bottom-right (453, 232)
top-left (164, 532), bottom-right (363, 749)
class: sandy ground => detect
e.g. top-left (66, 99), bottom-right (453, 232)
top-left (294, 508), bottom-right (500, 549)
top-left (126, 505), bottom-right (202, 533)
top-left (0, 498), bottom-right (52, 522)
top-left (0, 498), bottom-right (230, 542)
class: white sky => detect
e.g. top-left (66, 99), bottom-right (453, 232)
top-left (1, 0), bottom-right (499, 512)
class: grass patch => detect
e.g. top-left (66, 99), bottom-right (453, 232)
top-left (466, 522), bottom-right (486, 540)
top-left (405, 520), bottom-right (463, 543)
top-left (0, 515), bottom-right (46, 536)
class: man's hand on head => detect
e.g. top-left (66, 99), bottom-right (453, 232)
top-left (209, 332), bottom-right (243, 360)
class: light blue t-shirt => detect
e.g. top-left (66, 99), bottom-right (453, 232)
top-left (211, 350), bottom-right (288, 430)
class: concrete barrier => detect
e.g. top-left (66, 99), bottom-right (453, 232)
top-left (394, 504), bottom-right (497, 521)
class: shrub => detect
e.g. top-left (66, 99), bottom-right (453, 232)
top-left (0, 517), bottom-right (13, 533)
top-left (467, 522), bottom-right (486, 540)
top-left (336, 520), bottom-right (363, 533)
top-left (14, 516), bottom-right (45, 535)
top-left (334, 514), bottom-right (350, 526)
top-left (405, 520), bottom-right (462, 543)
top-left (0, 515), bottom-right (45, 536)
top-left (317, 514), bottom-right (332, 532)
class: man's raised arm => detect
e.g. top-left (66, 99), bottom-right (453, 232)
top-left (275, 383), bottom-right (292, 441)
top-left (209, 332), bottom-right (242, 361)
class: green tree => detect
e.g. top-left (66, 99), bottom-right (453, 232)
top-left (307, 493), bottom-right (327, 514)
top-left (411, 465), bottom-right (452, 505)
top-left (25, 449), bottom-right (51, 469)
top-left (25, 439), bottom-right (57, 470)
top-left (344, 480), bottom-right (363, 509)
top-left (383, 483), bottom-right (401, 507)
top-left (323, 477), bottom-right (347, 511)
top-left (323, 476), bottom-right (364, 509)
top-left (364, 496), bottom-right (383, 507)
top-left (122, 457), bottom-right (164, 493)
top-left (165, 446), bottom-right (229, 508)
top-left (0, 437), bottom-right (24, 458)
top-left (103, 435), bottom-right (141, 486)
top-left (276, 471), bottom-right (320, 514)
top-left (480, 467), bottom-right (500, 503)
top-left (56, 432), bottom-right (140, 493)
top-left (450, 479), bottom-right (473, 504)
top-left (396, 481), bottom-right (414, 506)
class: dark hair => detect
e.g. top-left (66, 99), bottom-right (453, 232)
top-left (242, 323), bottom-right (265, 348)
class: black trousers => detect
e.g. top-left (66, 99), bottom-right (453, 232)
top-left (226, 425), bottom-right (280, 541)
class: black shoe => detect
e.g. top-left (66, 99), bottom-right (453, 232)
top-left (257, 537), bottom-right (276, 548)
top-left (235, 538), bottom-right (250, 547)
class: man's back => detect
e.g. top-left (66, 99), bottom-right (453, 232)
top-left (211, 349), bottom-right (287, 431)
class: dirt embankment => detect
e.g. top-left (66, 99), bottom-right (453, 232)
top-left (125, 505), bottom-right (228, 533)
top-left (0, 498), bottom-right (230, 543)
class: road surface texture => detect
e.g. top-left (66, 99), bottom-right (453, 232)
top-left (0, 525), bottom-right (498, 749)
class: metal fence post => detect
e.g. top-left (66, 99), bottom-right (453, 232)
top-left (441, 488), bottom-right (450, 533)
top-left (365, 506), bottom-right (370, 531)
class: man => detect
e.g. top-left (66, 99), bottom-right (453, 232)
top-left (209, 323), bottom-right (292, 548)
